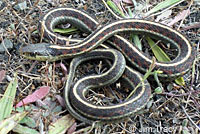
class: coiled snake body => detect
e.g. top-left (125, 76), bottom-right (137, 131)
top-left (20, 7), bottom-right (194, 124)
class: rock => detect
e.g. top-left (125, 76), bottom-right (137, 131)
top-left (14, 1), bottom-right (27, 11)
top-left (0, 1), bottom-right (6, 11)
top-left (0, 39), bottom-right (13, 52)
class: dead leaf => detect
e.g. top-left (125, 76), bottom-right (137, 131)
top-left (0, 70), bottom-right (6, 82)
top-left (167, 9), bottom-right (190, 26)
top-left (15, 86), bottom-right (50, 107)
top-left (60, 62), bottom-right (68, 75)
top-left (67, 122), bottom-right (77, 134)
top-left (55, 62), bottom-right (68, 75)
top-left (155, 10), bottom-right (172, 22)
top-left (113, 0), bottom-right (121, 4)
top-left (55, 95), bottom-right (66, 108)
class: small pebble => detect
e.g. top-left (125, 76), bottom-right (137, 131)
top-left (14, 1), bottom-right (27, 11)
top-left (0, 1), bottom-right (6, 11)
top-left (0, 39), bottom-right (13, 52)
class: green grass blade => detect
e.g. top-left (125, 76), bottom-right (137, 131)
top-left (127, 7), bottom-right (133, 18)
top-left (175, 77), bottom-right (185, 86)
top-left (126, 57), bottom-right (156, 100)
top-left (146, 36), bottom-right (170, 61)
top-left (0, 74), bottom-right (18, 121)
top-left (146, 36), bottom-right (185, 85)
top-left (146, 0), bottom-right (184, 16)
top-left (106, 0), bottom-right (126, 17)
top-left (48, 115), bottom-right (75, 134)
top-left (0, 112), bottom-right (28, 134)
top-left (13, 124), bottom-right (39, 134)
top-left (130, 34), bottom-right (142, 50)
top-left (20, 116), bottom-right (36, 128)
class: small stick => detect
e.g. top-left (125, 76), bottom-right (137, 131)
top-left (181, 105), bottom-right (200, 131)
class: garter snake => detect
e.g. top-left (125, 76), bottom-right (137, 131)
top-left (20, 7), bottom-right (194, 124)
top-left (65, 49), bottom-right (151, 124)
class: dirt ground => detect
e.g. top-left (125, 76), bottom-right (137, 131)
top-left (0, 0), bottom-right (199, 134)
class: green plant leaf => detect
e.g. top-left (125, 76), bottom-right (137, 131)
top-left (106, 0), bottom-right (126, 17)
top-left (13, 124), bottom-right (39, 134)
top-left (48, 115), bottom-right (75, 134)
top-left (146, 36), bottom-right (185, 85)
top-left (19, 117), bottom-right (36, 128)
top-left (0, 74), bottom-right (18, 121)
top-left (0, 112), bottom-right (28, 134)
top-left (130, 34), bottom-right (142, 50)
top-left (13, 106), bottom-right (31, 112)
top-left (127, 7), bottom-right (133, 18)
top-left (154, 87), bottom-right (163, 94)
top-left (145, 0), bottom-right (184, 16)
top-left (182, 129), bottom-right (190, 134)
top-left (126, 57), bottom-right (156, 100)
top-left (146, 36), bottom-right (170, 61)
top-left (175, 77), bottom-right (185, 86)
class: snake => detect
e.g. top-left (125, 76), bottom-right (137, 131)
top-left (20, 7), bottom-right (194, 124)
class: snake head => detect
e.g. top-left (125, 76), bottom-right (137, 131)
top-left (20, 43), bottom-right (58, 61)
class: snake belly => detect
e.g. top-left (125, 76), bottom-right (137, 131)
top-left (19, 7), bottom-right (195, 124)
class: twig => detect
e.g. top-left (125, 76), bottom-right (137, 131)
top-left (139, 116), bottom-right (144, 133)
top-left (161, 90), bottom-right (200, 97)
top-left (181, 22), bottom-right (200, 31)
top-left (178, 0), bottom-right (194, 30)
top-left (181, 105), bottom-right (200, 131)
top-left (27, 61), bottom-right (38, 73)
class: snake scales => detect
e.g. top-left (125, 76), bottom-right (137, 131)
top-left (20, 7), bottom-right (194, 124)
